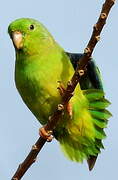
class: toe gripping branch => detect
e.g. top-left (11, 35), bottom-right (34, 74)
top-left (39, 126), bottom-right (53, 142)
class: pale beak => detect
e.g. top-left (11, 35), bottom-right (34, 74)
top-left (12, 31), bottom-right (23, 50)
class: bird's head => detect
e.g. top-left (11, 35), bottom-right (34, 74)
top-left (8, 18), bottom-right (54, 55)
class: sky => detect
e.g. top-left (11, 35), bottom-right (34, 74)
top-left (0, 0), bottom-right (117, 179)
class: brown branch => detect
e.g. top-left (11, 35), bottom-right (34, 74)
top-left (11, 0), bottom-right (115, 179)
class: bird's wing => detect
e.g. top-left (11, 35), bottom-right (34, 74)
top-left (66, 52), bottom-right (103, 90)
top-left (66, 52), bottom-right (109, 170)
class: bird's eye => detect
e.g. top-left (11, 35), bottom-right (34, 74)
top-left (29, 24), bottom-right (35, 30)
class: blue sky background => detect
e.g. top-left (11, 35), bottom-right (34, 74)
top-left (0, 0), bottom-right (117, 179)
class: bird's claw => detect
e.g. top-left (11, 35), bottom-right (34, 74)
top-left (57, 81), bottom-right (66, 96)
top-left (66, 103), bottom-right (73, 118)
top-left (57, 81), bottom-right (73, 118)
top-left (39, 126), bottom-right (53, 142)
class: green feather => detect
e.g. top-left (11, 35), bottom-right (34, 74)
top-left (95, 139), bottom-right (104, 149)
top-left (90, 109), bottom-right (112, 120)
top-left (83, 89), bottom-right (105, 100)
top-left (89, 99), bottom-right (111, 110)
top-left (92, 118), bottom-right (108, 128)
top-left (94, 126), bottom-right (106, 139)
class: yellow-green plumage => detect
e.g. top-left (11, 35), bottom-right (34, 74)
top-left (8, 18), bottom-right (111, 170)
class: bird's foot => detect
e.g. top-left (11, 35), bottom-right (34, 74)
top-left (57, 81), bottom-right (66, 96)
top-left (57, 81), bottom-right (73, 118)
top-left (39, 126), bottom-right (53, 142)
top-left (66, 103), bottom-right (73, 118)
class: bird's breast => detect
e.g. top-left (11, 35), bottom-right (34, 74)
top-left (15, 63), bottom-right (61, 124)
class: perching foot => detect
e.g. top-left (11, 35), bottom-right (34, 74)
top-left (39, 126), bottom-right (53, 142)
top-left (57, 81), bottom-right (73, 118)
top-left (57, 81), bottom-right (66, 96)
top-left (66, 103), bottom-right (73, 118)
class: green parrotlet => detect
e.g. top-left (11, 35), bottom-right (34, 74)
top-left (8, 18), bottom-right (111, 170)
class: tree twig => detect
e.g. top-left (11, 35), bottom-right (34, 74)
top-left (11, 0), bottom-right (115, 179)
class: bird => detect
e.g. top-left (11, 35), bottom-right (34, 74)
top-left (8, 18), bottom-right (111, 170)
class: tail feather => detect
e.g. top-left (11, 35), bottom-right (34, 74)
top-left (87, 155), bottom-right (98, 171)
